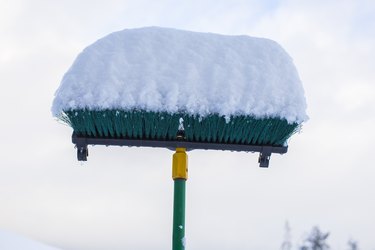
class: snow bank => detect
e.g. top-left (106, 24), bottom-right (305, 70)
top-left (0, 229), bottom-right (61, 250)
top-left (52, 27), bottom-right (308, 124)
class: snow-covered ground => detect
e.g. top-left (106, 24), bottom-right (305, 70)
top-left (0, 230), bottom-right (61, 250)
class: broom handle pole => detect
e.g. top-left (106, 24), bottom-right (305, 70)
top-left (173, 179), bottom-right (186, 250)
top-left (172, 148), bottom-right (188, 250)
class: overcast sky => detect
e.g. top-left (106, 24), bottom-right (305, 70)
top-left (1, 0), bottom-right (374, 249)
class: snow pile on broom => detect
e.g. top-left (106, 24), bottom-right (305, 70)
top-left (52, 27), bottom-right (307, 146)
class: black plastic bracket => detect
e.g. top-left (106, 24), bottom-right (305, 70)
top-left (76, 143), bottom-right (88, 161)
top-left (72, 133), bottom-right (287, 167)
top-left (258, 148), bottom-right (272, 168)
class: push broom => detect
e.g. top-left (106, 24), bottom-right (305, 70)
top-left (52, 27), bottom-right (307, 249)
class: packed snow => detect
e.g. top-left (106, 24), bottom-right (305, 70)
top-left (0, 229), bottom-right (61, 250)
top-left (52, 27), bottom-right (308, 124)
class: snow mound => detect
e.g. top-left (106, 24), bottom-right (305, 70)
top-left (0, 229), bottom-right (61, 250)
top-left (52, 27), bottom-right (308, 124)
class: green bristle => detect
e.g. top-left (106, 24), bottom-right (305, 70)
top-left (62, 109), bottom-right (299, 146)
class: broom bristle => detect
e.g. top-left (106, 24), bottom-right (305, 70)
top-left (62, 109), bottom-right (299, 146)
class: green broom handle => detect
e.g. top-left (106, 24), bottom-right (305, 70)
top-left (172, 148), bottom-right (188, 250)
top-left (173, 179), bottom-right (186, 250)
